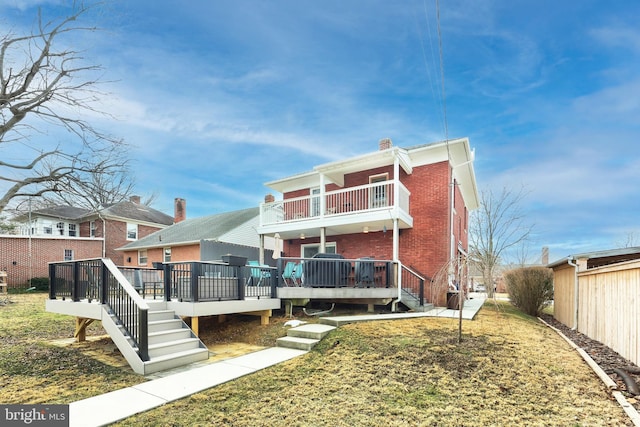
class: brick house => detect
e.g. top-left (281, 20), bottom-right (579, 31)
top-left (118, 207), bottom-right (277, 268)
top-left (257, 138), bottom-right (479, 305)
top-left (1, 196), bottom-right (175, 286)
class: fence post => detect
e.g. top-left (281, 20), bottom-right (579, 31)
top-left (49, 263), bottom-right (56, 300)
top-left (191, 262), bottom-right (200, 302)
top-left (72, 262), bottom-right (80, 302)
top-left (164, 264), bottom-right (171, 302)
top-left (419, 278), bottom-right (424, 306)
top-left (138, 308), bottom-right (149, 361)
top-left (101, 260), bottom-right (108, 304)
top-left (237, 266), bottom-right (245, 300)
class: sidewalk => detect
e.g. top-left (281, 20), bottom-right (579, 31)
top-left (69, 347), bottom-right (306, 427)
top-left (70, 296), bottom-right (486, 426)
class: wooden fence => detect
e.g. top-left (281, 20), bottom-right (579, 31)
top-left (555, 259), bottom-right (640, 366)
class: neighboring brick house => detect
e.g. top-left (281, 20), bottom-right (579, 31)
top-left (257, 137), bottom-right (479, 305)
top-left (118, 207), bottom-right (277, 268)
top-left (1, 196), bottom-right (175, 287)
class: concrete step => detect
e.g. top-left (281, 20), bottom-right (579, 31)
top-left (276, 336), bottom-right (320, 351)
top-left (287, 323), bottom-right (336, 340)
top-left (143, 348), bottom-right (210, 375)
top-left (148, 328), bottom-right (192, 345)
top-left (148, 318), bottom-right (183, 333)
top-left (148, 337), bottom-right (203, 358)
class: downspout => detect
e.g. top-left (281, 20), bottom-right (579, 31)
top-left (567, 257), bottom-right (579, 330)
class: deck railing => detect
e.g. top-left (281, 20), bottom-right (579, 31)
top-left (276, 256), bottom-right (395, 289)
top-left (49, 258), bottom-right (150, 361)
top-left (399, 264), bottom-right (426, 306)
top-left (162, 261), bottom-right (277, 302)
top-left (260, 180), bottom-right (410, 226)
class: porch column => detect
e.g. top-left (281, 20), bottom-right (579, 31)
top-left (320, 227), bottom-right (326, 253)
top-left (319, 174), bottom-right (326, 217)
top-left (393, 218), bottom-right (399, 261)
top-left (259, 234), bottom-right (265, 265)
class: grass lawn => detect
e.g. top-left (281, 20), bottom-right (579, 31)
top-left (0, 293), bottom-right (632, 426)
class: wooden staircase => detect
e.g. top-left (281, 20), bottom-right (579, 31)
top-left (276, 323), bottom-right (336, 351)
top-left (102, 300), bottom-right (209, 375)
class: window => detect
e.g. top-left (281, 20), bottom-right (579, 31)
top-left (90, 221), bottom-right (96, 237)
top-left (127, 223), bottom-right (138, 240)
top-left (138, 250), bottom-right (148, 265)
top-left (64, 249), bottom-right (74, 261)
top-left (57, 222), bottom-right (65, 236)
top-left (302, 242), bottom-right (337, 258)
top-left (369, 173), bottom-right (389, 208)
top-left (43, 220), bottom-right (53, 235)
top-left (68, 224), bottom-right (77, 237)
top-left (164, 247), bottom-right (171, 262)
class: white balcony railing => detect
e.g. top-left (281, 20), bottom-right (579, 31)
top-left (260, 181), bottom-right (410, 226)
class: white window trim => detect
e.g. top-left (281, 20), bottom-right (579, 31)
top-left (127, 223), bottom-right (138, 241)
top-left (138, 249), bottom-right (148, 265)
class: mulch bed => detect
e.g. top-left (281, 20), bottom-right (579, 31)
top-left (540, 314), bottom-right (640, 411)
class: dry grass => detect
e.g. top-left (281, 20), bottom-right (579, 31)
top-left (1, 294), bottom-right (632, 426)
top-left (117, 301), bottom-right (631, 427)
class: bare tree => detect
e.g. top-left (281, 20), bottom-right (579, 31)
top-left (0, 2), bottom-right (126, 214)
top-left (43, 144), bottom-right (135, 210)
top-left (615, 231), bottom-right (640, 249)
top-left (469, 186), bottom-right (533, 298)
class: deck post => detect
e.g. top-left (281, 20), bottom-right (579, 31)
top-left (191, 316), bottom-right (199, 336)
top-left (74, 317), bottom-right (94, 342)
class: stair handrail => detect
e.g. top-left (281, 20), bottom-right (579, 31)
top-left (101, 258), bottom-right (150, 361)
top-left (399, 263), bottom-right (426, 306)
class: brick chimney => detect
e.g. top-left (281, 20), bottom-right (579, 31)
top-left (129, 195), bottom-right (141, 204)
top-left (264, 194), bottom-right (275, 203)
top-left (541, 246), bottom-right (549, 266)
top-left (174, 198), bottom-right (186, 223)
top-left (379, 138), bottom-right (393, 151)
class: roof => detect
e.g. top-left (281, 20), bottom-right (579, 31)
top-left (547, 246), bottom-right (640, 269)
top-left (12, 200), bottom-right (173, 226)
top-left (98, 200), bottom-right (173, 225)
top-left (118, 207), bottom-right (260, 250)
top-left (18, 205), bottom-right (91, 221)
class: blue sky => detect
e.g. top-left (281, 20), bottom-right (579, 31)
top-left (2, 0), bottom-right (639, 263)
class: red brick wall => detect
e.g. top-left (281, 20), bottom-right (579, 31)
top-left (121, 244), bottom-right (201, 267)
top-left (0, 236), bottom-right (103, 287)
top-left (101, 220), bottom-right (165, 265)
top-left (280, 160), bottom-right (473, 305)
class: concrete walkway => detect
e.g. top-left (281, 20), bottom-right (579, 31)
top-left (69, 296), bottom-right (486, 426)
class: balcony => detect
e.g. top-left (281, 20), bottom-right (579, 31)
top-left (258, 180), bottom-right (413, 238)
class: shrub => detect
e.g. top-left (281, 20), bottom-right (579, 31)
top-left (28, 277), bottom-right (50, 292)
top-left (504, 267), bottom-right (553, 316)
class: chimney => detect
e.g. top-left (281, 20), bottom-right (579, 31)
top-left (174, 198), bottom-right (186, 223)
top-left (541, 247), bottom-right (549, 266)
top-left (129, 195), bottom-right (141, 204)
top-left (379, 138), bottom-right (393, 151)
top-left (264, 194), bottom-right (275, 203)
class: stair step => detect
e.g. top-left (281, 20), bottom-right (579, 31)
top-left (148, 337), bottom-right (202, 358)
top-left (276, 336), bottom-right (319, 351)
top-left (148, 310), bottom-right (176, 322)
top-left (144, 348), bottom-right (210, 374)
top-left (287, 324), bottom-right (336, 340)
top-left (148, 318), bottom-right (183, 333)
top-left (148, 328), bottom-right (192, 344)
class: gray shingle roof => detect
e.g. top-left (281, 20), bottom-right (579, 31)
top-left (99, 200), bottom-right (173, 225)
top-left (28, 205), bottom-right (92, 220)
top-left (119, 207), bottom-right (259, 250)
